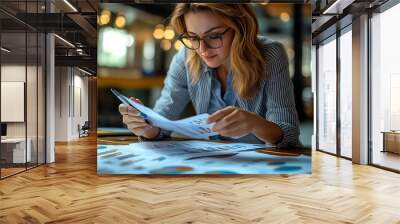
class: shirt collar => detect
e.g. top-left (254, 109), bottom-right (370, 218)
top-left (201, 62), bottom-right (217, 75)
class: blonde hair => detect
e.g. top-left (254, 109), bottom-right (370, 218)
top-left (170, 3), bottom-right (266, 99)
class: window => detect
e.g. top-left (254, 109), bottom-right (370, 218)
top-left (339, 27), bottom-right (352, 158)
top-left (370, 2), bottom-right (400, 171)
top-left (317, 35), bottom-right (337, 154)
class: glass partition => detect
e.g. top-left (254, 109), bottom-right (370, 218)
top-left (1, 30), bottom-right (28, 177)
top-left (0, 0), bottom-right (46, 179)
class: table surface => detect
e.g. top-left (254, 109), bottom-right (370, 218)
top-left (97, 136), bottom-right (312, 175)
top-left (1, 138), bottom-right (27, 143)
top-left (381, 131), bottom-right (400, 134)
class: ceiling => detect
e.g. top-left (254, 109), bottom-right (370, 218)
top-left (0, 0), bottom-right (98, 73)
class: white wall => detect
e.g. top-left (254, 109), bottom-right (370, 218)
top-left (54, 67), bottom-right (89, 141)
top-left (55, 67), bottom-right (68, 141)
top-left (1, 64), bottom-right (46, 163)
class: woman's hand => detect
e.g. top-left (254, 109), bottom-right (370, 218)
top-left (207, 106), bottom-right (258, 138)
top-left (207, 106), bottom-right (283, 144)
top-left (118, 97), bottom-right (160, 139)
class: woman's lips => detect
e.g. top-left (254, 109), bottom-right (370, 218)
top-left (203, 55), bottom-right (217, 60)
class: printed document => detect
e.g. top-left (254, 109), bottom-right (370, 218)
top-left (111, 88), bottom-right (219, 139)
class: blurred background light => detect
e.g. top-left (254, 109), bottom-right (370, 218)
top-left (164, 26), bottom-right (175, 40)
top-left (99, 27), bottom-right (134, 67)
top-left (143, 41), bottom-right (156, 60)
top-left (160, 39), bottom-right (171, 51)
top-left (174, 40), bottom-right (183, 51)
top-left (280, 12), bottom-right (290, 22)
top-left (100, 10), bottom-right (111, 25)
top-left (153, 24), bottom-right (165, 39)
top-left (115, 16), bottom-right (126, 28)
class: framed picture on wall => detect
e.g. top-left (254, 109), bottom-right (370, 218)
top-left (1, 81), bottom-right (25, 122)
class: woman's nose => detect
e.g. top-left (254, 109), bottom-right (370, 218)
top-left (199, 40), bottom-right (209, 56)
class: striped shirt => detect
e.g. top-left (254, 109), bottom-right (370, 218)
top-left (207, 68), bottom-right (265, 144)
top-left (153, 36), bottom-right (300, 147)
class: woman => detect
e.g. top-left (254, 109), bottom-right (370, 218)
top-left (119, 3), bottom-right (300, 147)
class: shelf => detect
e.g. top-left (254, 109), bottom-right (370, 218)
top-left (98, 76), bottom-right (165, 89)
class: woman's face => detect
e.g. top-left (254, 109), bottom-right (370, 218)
top-left (184, 11), bottom-right (234, 68)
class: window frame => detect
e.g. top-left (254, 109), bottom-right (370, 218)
top-left (314, 20), bottom-right (353, 161)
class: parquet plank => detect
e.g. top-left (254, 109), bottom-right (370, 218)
top-left (0, 137), bottom-right (399, 223)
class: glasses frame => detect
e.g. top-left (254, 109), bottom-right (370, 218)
top-left (178, 27), bottom-right (230, 50)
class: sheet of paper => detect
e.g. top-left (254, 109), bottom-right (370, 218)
top-left (138, 140), bottom-right (266, 157)
top-left (111, 88), bottom-right (218, 139)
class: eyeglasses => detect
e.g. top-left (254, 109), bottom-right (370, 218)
top-left (178, 27), bottom-right (230, 50)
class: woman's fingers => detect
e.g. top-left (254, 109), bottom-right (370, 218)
top-left (129, 97), bottom-right (144, 105)
top-left (207, 106), bottom-right (236, 123)
top-left (218, 121), bottom-right (244, 137)
top-left (131, 125), bottom-right (152, 133)
top-left (126, 122), bottom-right (150, 130)
top-left (119, 97), bottom-right (154, 137)
top-left (211, 108), bottom-right (256, 137)
top-left (212, 109), bottom-right (240, 132)
top-left (128, 126), bottom-right (149, 136)
top-left (127, 110), bottom-right (141, 118)
top-left (119, 95), bottom-right (143, 116)
top-left (119, 104), bottom-right (128, 115)
top-left (122, 114), bottom-right (145, 124)
top-left (119, 103), bottom-right (141, 116)
top-left (125, 117), bottom-right (152, 136)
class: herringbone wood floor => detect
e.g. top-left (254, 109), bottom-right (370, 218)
top-left (1, 137), bottom-right (400, 224)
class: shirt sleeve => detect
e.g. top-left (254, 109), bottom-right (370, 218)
top-left (150, 47), bottom-right (191, 138)
top-left (264, 42), bottom-right (301, 147)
